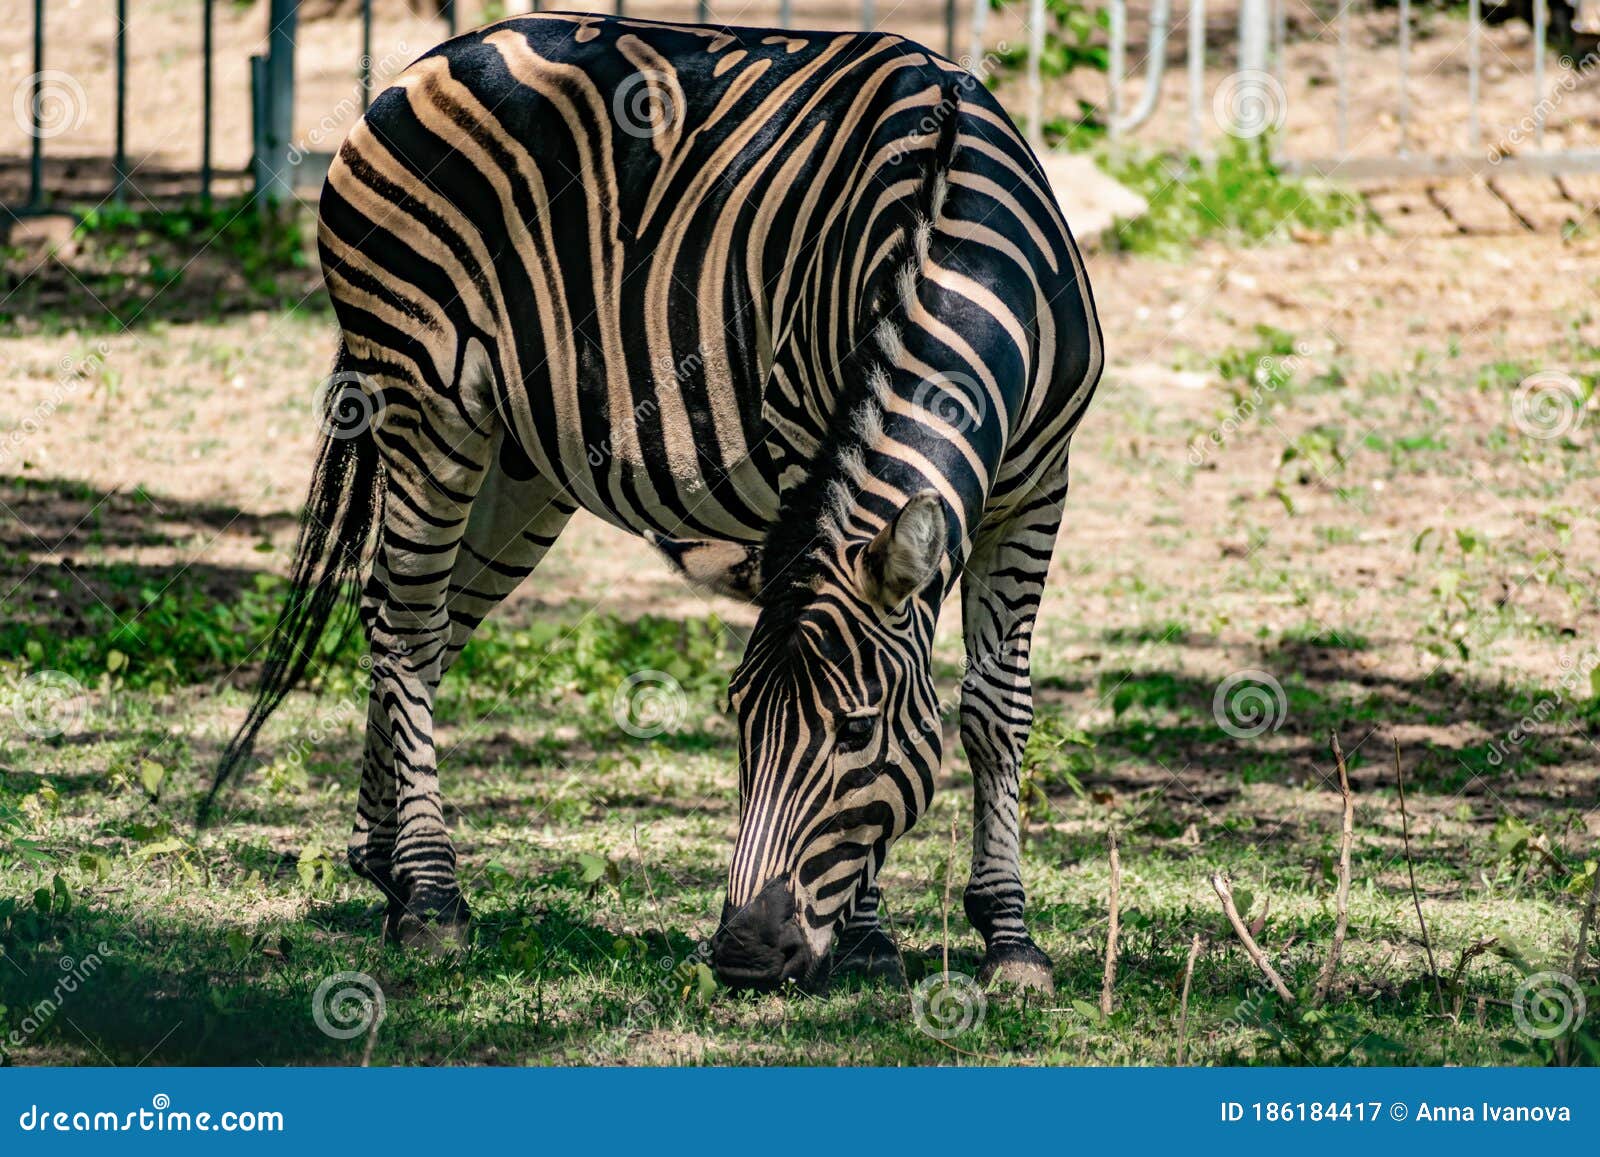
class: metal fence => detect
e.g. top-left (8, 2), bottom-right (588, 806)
top-left (1106, 0), bottom-right (1600, 176)
top-left (10, 0), bottom-right (1600, 225)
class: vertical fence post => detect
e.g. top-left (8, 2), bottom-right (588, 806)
top-left (945, 0), bottom-right (957, 56)
top-left (780, 0), bottom-right (791, 27)
top-left (1108, 0), bottom-right (1124, 140)
top-left (443, 0), bottom-right (457, 37)
top-left (1534, 0), bottom-right (1548, 150)
top-left (863, 0), bottom-right (876, 29)
top-left (253, 0), bottom-right (298, 207)
top-left (1238, 0), bottom-right (1268, 74)
top-left (115, 0), bottom-right (128, 203)
top-left (361, 0), bottom-right (373, 112)
top-left (1398, 0), bottom-right (1411, 154)
top-left (1469, 0), bottom-right (1481, 153)
top-left (698, 0), bottom-right (709, 21)
top-left (202, 0), bottom-right (214, 204)
top-left (1336, 0), bottom-right (1349, 155)
top-left (1188, 0), bottom-right (1204, 156)
top-left (969, 0), bottom-right (988, 65)
top-left (28, 0), bottom-right (45, 212)
top-left (1026, 0), bottom-right (1044, 147)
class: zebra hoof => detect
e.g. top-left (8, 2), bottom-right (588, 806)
top-left (978, 941), bottom-right (1055, 996)
top-left (828, 926), bottom-right (903, 984)
top-left (391, 893), bottom-right (470, 955)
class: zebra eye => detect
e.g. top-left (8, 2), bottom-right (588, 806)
top-left (834, 714), bottom-right (877, 754)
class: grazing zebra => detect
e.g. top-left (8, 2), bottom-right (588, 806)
top-left (205, 12), bottom-right (1102, 994)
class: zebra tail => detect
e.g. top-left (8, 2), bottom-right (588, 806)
top-left (198, 343), bottom-right (381, 826)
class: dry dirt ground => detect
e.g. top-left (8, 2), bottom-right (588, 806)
top-left (0, 1), bottom-right (1595, 1067)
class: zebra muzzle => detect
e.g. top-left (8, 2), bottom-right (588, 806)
top-left (711, 876), bottom-right (813, 991)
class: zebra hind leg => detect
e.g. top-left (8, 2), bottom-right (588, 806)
top-left (350, 382), bottom-right (501, 952)
top-left (368, 431), bottom-right (575, 949)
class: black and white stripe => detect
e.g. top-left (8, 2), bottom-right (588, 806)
top-left (207, 13), bottom-right (1102, 990)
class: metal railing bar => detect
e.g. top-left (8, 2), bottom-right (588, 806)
top-left (1337, 0), bottom-right (1348, 155)
top-left (203, 0), bottom-right (214, 204)
top-left (1398, 0), bottom-right (1410, 155)
top-left (1110, 0), bottom-right (1171, 136)
top-left (1108, 0), bottom-right (1125, 136)
top-left (1188, 0), bottom-right (1205, 156)
top-left (1027, 0), bottom-right (1045, 147)
top-left (29, 0), bottom-right (44, 212)
top-left (361, 0), bottom-right (373, 113)
top-left (1469, 0), bottom-right (1481, 153)
top-left (1534, 0), bottom-right (1548, 149)
top-left (969, 0), bottom-right (988, 64)
top-left (115, 0), bottom-right (128, 203)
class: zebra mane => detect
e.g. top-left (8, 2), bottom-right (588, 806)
top-left (757, 80), bottom-right (962, 628)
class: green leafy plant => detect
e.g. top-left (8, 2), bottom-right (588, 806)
top-left (1105, 137), bottom-right (1361, 258)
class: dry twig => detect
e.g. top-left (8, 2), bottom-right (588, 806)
top-left (1176, 932), bottom-right (1201, 1066)
top-left (1100, 828), bottom-right (1121, 1019)
top-left (1393, 737), bottom-right (1443, 1009)
top-left (1572, 862), bottom-right (1599, 980)
top-left (1211, 872), bottom-right (1294, 1004)
top-left (1314, 731), bottom-right (1355, 1005)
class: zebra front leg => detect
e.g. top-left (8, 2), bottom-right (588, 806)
top-left (958, 484), bottom-right (1068, 994)
top-left (828, 883), bottom-right (902, 981)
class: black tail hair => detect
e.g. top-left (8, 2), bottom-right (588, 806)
top-left (198, 343), bottom-right (381, 826)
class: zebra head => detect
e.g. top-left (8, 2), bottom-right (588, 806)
top-left (663, 492), bottom-right (949, 989)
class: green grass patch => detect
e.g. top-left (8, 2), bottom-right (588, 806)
top-left (1104, 137), bottom-right (1361, 258)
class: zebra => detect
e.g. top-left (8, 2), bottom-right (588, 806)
top-left (204, 12), bottom-right (1102, 994)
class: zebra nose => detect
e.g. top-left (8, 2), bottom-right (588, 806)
top-left (712, 876), bottom-right (811, 991)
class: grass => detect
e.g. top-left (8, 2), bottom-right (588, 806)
top-left (1, 600), bottom-right (1596, 1066)
top-left (2, 199), bottom-right (1597, 1067)
top-left (1104, 137), bottom-right (1363, 258)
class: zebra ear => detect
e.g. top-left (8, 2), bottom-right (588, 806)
top-left (862, 491), bottom-right (946, 609)
top-left (647, 533), bottom-right (763, 604)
